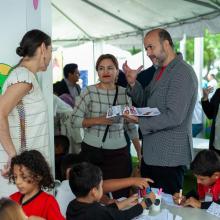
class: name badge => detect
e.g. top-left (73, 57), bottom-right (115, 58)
top-left (205, 192), bottom-right (213, 202)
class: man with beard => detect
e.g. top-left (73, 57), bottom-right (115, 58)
top-left (123, 28), bottom-right (198, 194)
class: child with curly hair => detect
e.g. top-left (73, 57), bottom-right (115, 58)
top-left (9, 150), bottom-right (65, 220)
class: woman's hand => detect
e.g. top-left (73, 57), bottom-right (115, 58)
top-left (96, 116), bottom-right (114, 125)
top-left (82, 116), bottom-right (113, 127)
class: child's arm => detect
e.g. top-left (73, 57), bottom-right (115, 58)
top-left (116, 192), bottom-right (156, 210)
top-left (115, 194), bottom-right (138, 210)
top-left (173, 190), bottom-right (199, 205)
top-left (184, 197), bottom-right (201, 208)
top-left (103, 177), bottom-right (153, 193)
top-left (173, 192), bottom-right (186, 205)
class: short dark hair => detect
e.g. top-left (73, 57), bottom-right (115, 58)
top-left (158, 29), bottom-right (174, 48)
top-left (69, 162), bottom-right (102, 197)
top-left (54, 135), bottom-right (70, 154)
top-left (16, 29), bottom-right (51, 57)
top-left (63, 63), bottom-right (78, 78)
top-left (146, 28), bottom-right (174, 48)
top-left (95, 54), bottom-right (119, 71)
top-left (9, 150), bottom-right (54, 190)
top-left (190, 150), bottom-right (220, 177)
top-left (60, 153), bottom-right (84, 180)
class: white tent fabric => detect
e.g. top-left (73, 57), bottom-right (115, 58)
top-left (52, 0), bottom-right (220, 47)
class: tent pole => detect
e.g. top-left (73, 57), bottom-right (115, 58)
top-left (92, 40), bottom-right (96, 84)
top-left (142, 31), bottom-right (145, 69)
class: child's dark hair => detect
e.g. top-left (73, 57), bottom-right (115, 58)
top-left (69, 162), bottom-right (102, 197)
top-left (60, 153), bottom-right (84, 180)
top-left (55, 135), bottom-right (70, 154)
top-left (190, 150), bottom-right (220, 177)
top-left (16, 29), bottom-right (51, 57)
top-left (9, 150), bottom-right (55, 190)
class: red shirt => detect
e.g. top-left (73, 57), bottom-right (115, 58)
top-left (10, 191), bottom-right (65, 220)
top-left (155, 66), bottom-right (167, 81)
top-left (197, 178), bottom-right (220, 201)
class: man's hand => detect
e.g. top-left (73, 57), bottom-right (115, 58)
top-left (122, 61), bottom-right (143, 87)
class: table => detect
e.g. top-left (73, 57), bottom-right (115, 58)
top-left (162, 203), bottom-right (219, 220)
top-left (134, 201), bottom-right (219, 220)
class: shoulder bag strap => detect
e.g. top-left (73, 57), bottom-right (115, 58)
top-left (101, 85), bottom-right (118, 148)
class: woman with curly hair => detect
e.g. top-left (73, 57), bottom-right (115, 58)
top-left (9, 150), bottom-right (65, 220)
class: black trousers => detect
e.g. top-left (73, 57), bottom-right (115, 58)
top-left (81, 142), bottom-right (132, 199)
top-left (140, 158), bottom-right (186, 195)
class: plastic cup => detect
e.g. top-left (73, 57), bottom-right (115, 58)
top-left (151, 194), bottom-right (161, 212)
top-left (142, 208), bottom-right (149, 215)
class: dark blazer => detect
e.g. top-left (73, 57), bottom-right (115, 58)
top-left (201, 88), bottom-right (220, 151)
top-left (53, 79), bottom-right (81, 97)
top-left (128, 54), bottom-right (198, 166)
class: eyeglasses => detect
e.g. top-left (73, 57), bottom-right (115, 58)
top-left (97, 66), bottom-right (116, 73)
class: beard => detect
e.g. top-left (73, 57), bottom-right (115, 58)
top-left (156, 48), bottom-right (167, 67)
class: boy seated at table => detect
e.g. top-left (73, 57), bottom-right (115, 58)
top-left (66, 162), bottom-right (155, 220)
top-left (173, 150), bottom-right (220, 209)
top-left (56, 153), bottom-right (154, 216)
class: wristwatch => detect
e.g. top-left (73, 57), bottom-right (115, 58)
top-left (144, 198), bottom-right (153, 208)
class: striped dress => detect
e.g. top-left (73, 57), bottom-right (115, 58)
top-left (0, 67), bottom-right (49, 196)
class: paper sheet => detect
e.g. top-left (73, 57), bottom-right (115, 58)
top-left (107, 106), bottom-right (160, 118)
top-left (133, 209), bottom-right (173, 220)
top-left (207, 202), bottom-right (220, 217)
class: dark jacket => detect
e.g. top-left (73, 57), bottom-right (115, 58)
top-left (66, 199), bottom-right (143, 220)
top-left (53, 79), bottom-right (81, 97)
top-left (201, 88), bottom-right (220, 152)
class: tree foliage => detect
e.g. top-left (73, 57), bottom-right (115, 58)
top-left (185, 30), bottom-right (220, 76)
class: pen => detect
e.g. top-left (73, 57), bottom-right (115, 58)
top-left (178, 189), bottom-right (182, 205)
